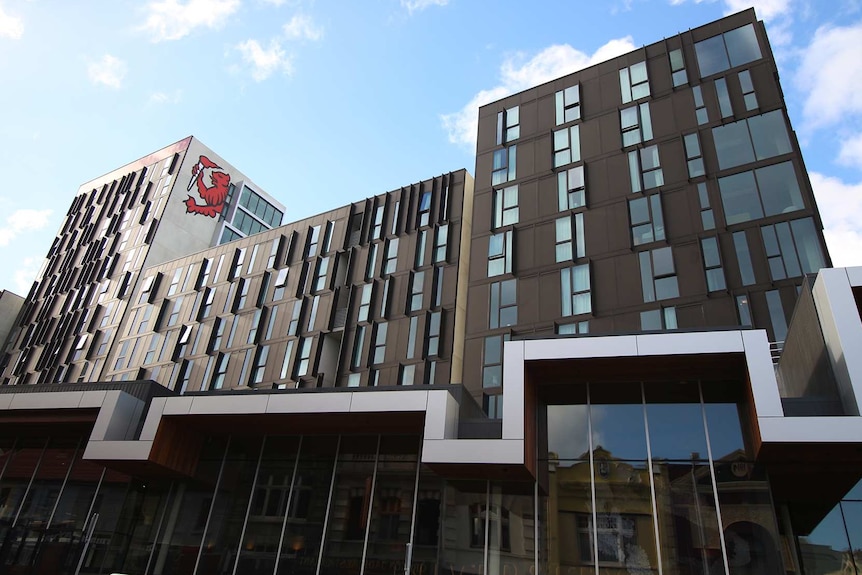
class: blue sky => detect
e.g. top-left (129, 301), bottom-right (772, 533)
top-left (1, 0), bottom-right (862, 293)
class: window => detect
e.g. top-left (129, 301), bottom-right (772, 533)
top-left (492, 145), bottom-right (516, 186)
top-left (715, 77), bottom-right (733, 118)
top-left (384, 238), bottom-right (399, 275)
top-left (406, 317), bottom-right (418, 359)
top-left (247, 243), bottom-right (259, 274)
top-left (561, 264), bottom-right (591, 316)
top-left (288, 300), bottom-right (301, 336)
top-left (555, 85), bottom-right (580, 125)
top-left (578, 514), bottom-right (638, 565)
top-left (761, 218), bottom-right (826, 280)
top-left (488, 230), bottom-right (514, 276)
top-left (712, 110), bottom-right (791, 170)
top-left (483, 394), bottom-right (503, 420)
top-left (296, 337), bottom-right (312, 377)
top-left (620, 61), bottom-right (650, 103)
top-left (556, 213), bottom-right (585, 261)
top-left (736, 294), bottom-right (753, 327)
top-left (718, 161), bottom-right (803, 224)
top-left (558, 321), bottom-right (589, 335)
top-left (496, 106), bottom-right (519, 144)
top-left (701, 237), bottom-right (726, 291)
top-left (371, 203), bottom-right (384, 241)
top-left (198, 288), bottom-right (215, 320)
top-left (209, 317), bottom-right (226, 352)
top-left (313, 257), bottom-right (329, 292)
top-left (482, 334), bottom-right (507, 389)
top-left (250, 346), bottom-right (269, 386)
top-left (113, 340), bottom-right (130, 371)
top-left (350, 325), bottom-right (366, 370)
top-left (620, 103), bottom-right (653, 147)
top-left (434, 224), bottom-right (449, 263)
top-left (426, 311), bottom-right (441, 357)
top-left (143, 334), bottom-right (160, 365)
top-left (399, 364), bottom-right (416, 386)
top-left (628, 145), bottom-right (664, 192)
top-left (490, 279), bottom-right (517, 329)
top-left (372, 322), bottom-right (387, 365)
top-left (408, 271), bottom-right (425, 312)
top-left (695, 23), bottom-right (762, 78)
top-left (765, 289), bottom-right (787, 341)
top-left (418, 190), bottom-right (432, 227)
top-left (739, 69), bottom-right (758, 111)
top-left (231, 248), bottom-right (245, 280)
top-left (493, 185), bottom-right (519, 228)
top-left (432, 266), bottom-right (444, 309)
top-left (273, 267), bottom-right (289, 300)
top-left (307, 296), bottom-right (320, 331)
top-left (166, 297), bottom-right (183, 327)
top-left (139, 275), bottom-right (156, 304)
top-left (380, 277), bottom-right (392, 317)
top-left (211, 353), bottom-right (230, 390)
top-left (639, 247), bottom-right (679, 302)
top-left (415, 229), bottom-right (427, 268)
top-left (366, 243), bottom-right (378, 280)
top-left (235, 278), bottom-right (249, 310)
top-left (733, 231), bottom-right (756, 286)
top-left (697, 183), bottom-right (715, 230)
top-left (167, 268), bottom-right (182, 296)
top-left (305, 225), bottom-right (321, 258)
top-left (693, 85), bottom-right (708, 126)
top-left (248, 309), bottom-right (264, 344)
top-left (558, 165), bottom-right (586, 211)
top-left (629, 194), bottom-right (665, 246)
top-left (553, 125), bottom-right (581, 167)
top-left (176, 359), bottom-right (194, 394)
top-left (322, 220), bottom-right (334, 253)
top-left (684, 133), bottom-right (705, 178)
top-left (641, 307), bottom-right (678, 331)
top-left (669, 48), bottom-right (688, 86)
top-left (391, 200), bottom-right (401, 235)
top-left (280, 340), bottom-right (295, 380)
top-left (267, 237), bottom-right (281, 268)
top-left (357, 284), bottom-right (372, 323)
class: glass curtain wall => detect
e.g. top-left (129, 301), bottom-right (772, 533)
top-left (544, 380), bottom-right (785, 575)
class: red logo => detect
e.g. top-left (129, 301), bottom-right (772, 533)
top-left (185, 155), bottom-right (231, 218)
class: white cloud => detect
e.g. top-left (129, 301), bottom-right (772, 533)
top-left (149, 89), bottom-right (183, 104)
top-left (809, 172), bottom-right (862, 267)
top-left (0, 209), bottom-right (52, 247)
top-left (723, 0), bottom-right (792, 19)
top-left (401, 0), bottom-right (448, 14)
top-left (838, 133), bottom-right (862, 170)
top-left (796, 21), bottom-right (862, 131)
top-left (441, 37), bottom-right (636, 150)
top-left (14, 257), bottom-right (43, 295)
top-left (141, 0), bottom-right (240, 42)
top-left (282, 13), bottom-right (323, 41)
top-left (0, 4), bottom-right (23, 39)
top-left (88, 55), bottom-right (127, 89)
top-left (236, 38), bottom-right (292, 81)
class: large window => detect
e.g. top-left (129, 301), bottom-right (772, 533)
top-left (490, 279), bottom-right (517, 329)
top-left (628, 145), bottom-right (664, 192)
top-left (761, 218), bottom-right (826, 280)
top-left (555, 85), bottom-right (580, 124)
top-left (483, 334), bottom-right (507, 389)
top-left (553, 125), bottom-right (581, 167)
top-left (561, 264), bottom-right (591, 316)
top-left (488, 230), bottom-right (514, 276)
top-left (629, 195), bottom-right (665, 246)
top-left (693, 85), bottom-right (708, 125)
top-left (621, 103), bottom-right (652, 147)
top-left (556, 214), bottom-right (585, 261)
top-left (695, 23), bottom-right (762, 78)
top-left (684, 133), bottom-right (705, 178)
top-left (639, 247), bottom-right (679, 302)
top-left (408, 271), bottom-right (425, 312)
top-left (239, 186), bottom-right (283, 227)
top-left (701, 236), bottom-right (726, 291)
top-left (733, 231), bottom-right (756, 286)
top-left (372, 322), bottom-right (387, 365)
top-left (712, 110), bottom-right (791, 170)
top-left (558, 165), bottom-right (586, 211)
top-left (492, 145), bottom-right (517, 185)
top-left (493, 185), bottom-right (519, 228)
top-left (697, 183), bottom-right (714, 229)
top-left (669, 48), bottom-right (688, 87)
top-left (718, 161), bottom-right (803, 224)
top-left (620, 61), bottom-right (650, 103)
top-left (496, 106), bottom-right (519, 144)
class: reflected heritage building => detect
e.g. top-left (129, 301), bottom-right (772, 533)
top-left (0, 8), bottom-right (860, 575)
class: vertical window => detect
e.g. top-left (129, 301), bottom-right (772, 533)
top-left (556, 213), bottom-right (585, 261)
top-left (305, 225), bottom-right (321, 258)
top-left (167, 296), bottom-right (183, 327)
top-left (736, 294), bottom-right (753, 327)
top-left (167, 268), bottom-right (182, 296)
top-left (629, 194), bottom-right (665, 246)
top-left (620, 61), bottom-right (650, 103)
top-left (247, 244), bottom-right (259, 274)
top-left (488, 230), bottom-right (514, 276)
top-left (211, 353), bottom-right (230, 390)
top-left (489, 279), bottom-right (517, 329)
top-left (434, 224), bottom-right (449, 263)
top-left (697, 183), bottom-right (715, 230)
top-left (426, 311), bottom-right (441, 357)
top-left (380, 277), bottom-right (392, 317)
top-left (483, 334), bottom-right (507, 389)
top-left (248, 309), bottom-right (263, 344)
top-left (235, 278), bottom-right (249, 310)
top-left (384, 238), bottom-right (399, 275)
top-left (418, 190), bottom-right (432, 228)
top-left (684, 133), bottom-right (706, 178)
top-left (406, 316), bottom-right (418, 359)
top-left (701, 236), bottom-right (726, 291)
top-left (288, 300), bottom-right (301, 336)
top-left (198, 288), bottom-right (215, 320)
top-left (761, 219), bottom-right (825, 280)
top-left (561, 264), bottom-right (591, 316)
top-left (415, 229), bottom-right (427, 268)
top-left (399, 364), bottom-right (416, 386)
top-left (493, 185), bottom-right (519, 228)
top-left (296, 337), bottom-right (312, 377)
top-left (313, 257), bottom-right (329, 292)
top-left (483, 394), bottom-right (503, 420)
top-left (408, 271), bottom-right (425, 312)
top-left (496, 106), bottom-right (520, 144)
top-left (307, 296), bottom-right (320, 331)
top-left (323, 220), bottom-right (334, 253)
top-left (176, 359), bottom-right (194, 394)
top-left (553, 125), bottom-right (581, 167)
top-left (620, 103), bottom-right (653, 147)
top-left (640, 307), bottom-right (678, 330)
top-left (142, 334), bottom-right (160, 365)
top-left (628, 145), bottom-right (664, 192)
top-left (273, 267), bottom-right (289, 300)
top-left (267, 237), bottom-right (281, 268)
top-left (280, 340), bottom-right (295, 380)
top-left (669, 48), bottom-right (687, 86)
top-left (371, 203), bottom-right (384, 241)
top-left (639, 247), bottom-right (679, 302)
top-left (209, 317), bottom-right (226, 352)
top-left (558, 166), bottom-right (586, 211)
top-left (352, 325), bottom-right (366, 369)
top-left (715, 77), bottom-right (733, 118)
top-left (432, 267), bottom-right (444, 309)
top-left (139, 275), bottom-right (155, 304)
top-left (555, 85), bottom-right (580, 125)
top-left (733, 231), bottom-right (756, 286)
top-left (372, 322), bottom-right (387, 365)
top-left (232, 248), bottom-right (245, 280)
top-left (492, 145), bottom-right (517, 186)
top-left (738, 70), bottom-right (758, 111)
top-left (693, 85), bottom-right (708, 125)
top-left (391, 200), bottom-right (401, 235)
top-left (250, 346), bottom-right (269, 386)
top-left (366, 243), bottom-right (378, 280)
top-left (766, 290), bottom-right (787, 341)
top-left (357, 284), bottom-right (372, 323)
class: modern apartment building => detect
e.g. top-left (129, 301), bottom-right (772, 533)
top-left (0, 9), bottom-right (858, 575)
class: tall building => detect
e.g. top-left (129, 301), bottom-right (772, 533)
top-left (0, 136), bottom-right (284, 387)
top-left (0, 9), bottom-right (858, 575)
